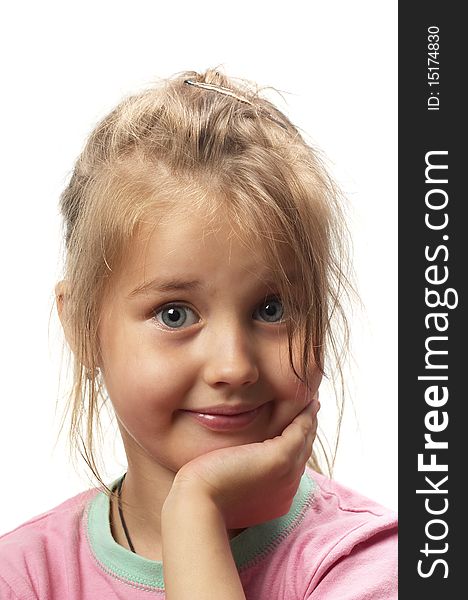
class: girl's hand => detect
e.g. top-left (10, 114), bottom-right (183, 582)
top-left (165, 397), bottom-right (319, 530)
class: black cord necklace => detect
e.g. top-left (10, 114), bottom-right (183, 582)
top-left (116, 472), bottom-right (136, 553)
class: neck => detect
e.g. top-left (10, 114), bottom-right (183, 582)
top-left (110, 457), bottom-right (244, 561)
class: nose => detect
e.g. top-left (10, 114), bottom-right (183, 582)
top-left (201, 320), bottom-right (259, 389)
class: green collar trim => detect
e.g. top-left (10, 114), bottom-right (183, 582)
top-left (86, 470), bottom-right (316, 591)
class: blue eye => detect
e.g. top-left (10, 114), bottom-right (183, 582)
top-left (154, 305), bottom-right (200, 329)
top-left (153, 296), bottom-right (284, 331)
top-left (254, 296), bottom-right (284, 323)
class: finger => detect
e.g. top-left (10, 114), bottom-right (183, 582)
top-left (310, 398), bottom-right (320, 418)
top-left (298, 398), bottom-right (320, 421)
top-left (288, 400), bottom-right (319, 451)
top-left (282, 407), bottom-right (314, 449)
top-left (272, 399), bottom-right (319, 462)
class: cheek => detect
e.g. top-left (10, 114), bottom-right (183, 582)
top-left (272, 343), bottom-right (322, 413)
top-left (101, 342), bottom-right (197, 421)
top-left (274, 339), bottom-right (321, 391)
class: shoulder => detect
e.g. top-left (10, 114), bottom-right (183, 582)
top-left (285, 468), bottom-right (398, 598)
top-left (306, 467), bottom-right (398, 528)
top-left (0, 487), bottom-right (99, 598)
top-left (239, 469), bottom-right (397, 598)
top-left (0, 487), bottom-right (97, 550)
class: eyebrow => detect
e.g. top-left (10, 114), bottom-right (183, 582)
top-left (127, 271), bottom-right (297, 299)
top-left (128, 278), bottom-right (203, 298)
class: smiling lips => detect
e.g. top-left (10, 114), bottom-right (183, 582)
top-left (182, 404), bottom-right (266, 431)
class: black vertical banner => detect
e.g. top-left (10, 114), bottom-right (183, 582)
top-left (399, 3), bottom-right (465, 597)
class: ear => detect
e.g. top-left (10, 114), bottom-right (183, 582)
top-left (55, 280), bottom-right (66, 320)
top-left (55, 280), bottom-right (76, 355)
top-left (55, 280), bottom-right (68, 327)
top-left (55, 280), bottom-right (101, 373)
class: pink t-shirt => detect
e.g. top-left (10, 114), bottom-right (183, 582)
top-left (0, 468), bottom-right (397, 599)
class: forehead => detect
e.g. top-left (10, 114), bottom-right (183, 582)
top-left (116, 206), bottom-right (295, 291)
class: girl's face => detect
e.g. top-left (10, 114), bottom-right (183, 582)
top-left (98, 208), bottom-right (321, 474)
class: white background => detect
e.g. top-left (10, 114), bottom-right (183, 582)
top-left (0, 1), bottom-right (397, 534)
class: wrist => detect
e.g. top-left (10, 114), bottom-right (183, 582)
top-left (162, 481), bottom-right (223, 525)
top-left (161, 481), bottom-right (245, 600)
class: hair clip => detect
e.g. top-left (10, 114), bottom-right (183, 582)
top-left (184, 79), bottom-right (253, 106)
top-left (183, 79), bottom-right (288, 132)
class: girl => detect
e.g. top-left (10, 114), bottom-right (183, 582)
top-left (0, 68), bottom-right (397, 599)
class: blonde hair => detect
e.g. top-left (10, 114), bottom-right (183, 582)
top-left (57, 67), bottom-right (353, 498)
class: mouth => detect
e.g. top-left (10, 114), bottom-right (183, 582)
top-left (185, 404), bottom-right (264, 416)
top-left (181, 403), bottom-right (268, 431)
